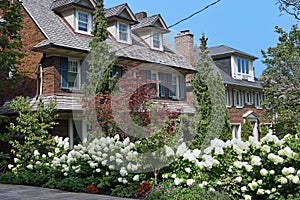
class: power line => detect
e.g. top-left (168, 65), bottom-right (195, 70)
top-left (112, 0), bottom-right (221, 54)
top-left (168, 0), bottom-right (221, 29)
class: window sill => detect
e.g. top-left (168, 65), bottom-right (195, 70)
top-left (236, 106), bottom-right (244, 109)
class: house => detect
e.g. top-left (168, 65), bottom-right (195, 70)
top-left (175, 30), bottom-right (271, 140)
top-left (0, 0), bottom-right (195, 148)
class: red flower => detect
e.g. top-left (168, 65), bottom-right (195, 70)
top-left (137, 181), bottom-right (151, 197)
top-left (87, 185), bottom-right (98, 194)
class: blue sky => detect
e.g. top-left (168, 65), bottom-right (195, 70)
top-left (105, 0), bottom-right (298, 77)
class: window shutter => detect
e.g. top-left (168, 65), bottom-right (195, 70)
top-left (158, 72), bottom-right (165, 97)
top-left (60, 57), bottom-right (68, 89)
top-left (168, 73), bottom-right (173, 98)
top-left (179, 75), bottom-right (185, 99)
top-left (81, 60), bottom-right (89, 86)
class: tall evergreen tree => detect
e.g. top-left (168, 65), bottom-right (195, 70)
top-left (241, 117), bottom-right (253, 141)
top-left (190, 34), bottom-right (230, 149)
top-left (0, 0), bottom-right (24, 88)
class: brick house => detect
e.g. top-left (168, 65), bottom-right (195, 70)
top-left (0, 0), bottom-right (195, 148)
top-left (175, 31), bottom-right (271, 140)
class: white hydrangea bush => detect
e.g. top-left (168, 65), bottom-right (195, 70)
top-left (161, 133), bottom-right (300, 199)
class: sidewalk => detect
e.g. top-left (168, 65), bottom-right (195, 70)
top-left (0, 184), bottom-right (137, 200)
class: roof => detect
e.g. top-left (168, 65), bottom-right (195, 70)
top-left (104, 3), bottom-right (127, 18)
top-left (51, 0), bottom-right (95, 11)
top-left (194, 46), bottom-right (262, 89)
top-left (208, 45), bottom-right (258, 59)
top-left (132, 14), bottom-right (169, 32)
top-left (22, 0), bottom-right (193, 71)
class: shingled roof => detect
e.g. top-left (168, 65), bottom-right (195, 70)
top-left (23, 0), bottom-right (193, 71)
top-left (50, 0), bottom-right (95, 11)
top-left (132, 14), bottom-right (168, 32)
top-left (208, 45), bottom-right (258, 59)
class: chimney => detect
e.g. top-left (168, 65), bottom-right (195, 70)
top-left (175, 30), bottom-right (194, 66)
top-left (135, 11), bottom-right (147, 19)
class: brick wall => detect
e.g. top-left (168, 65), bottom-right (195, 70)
top-left (1, 8), bottom-right (46, 100)
top-left (228, 106), bottom-right (267, 124)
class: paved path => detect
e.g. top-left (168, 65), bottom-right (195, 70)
top-left (0, 184), bottom-right (138, 200)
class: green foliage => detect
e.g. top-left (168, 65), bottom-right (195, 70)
top-left (219, 109), bottom-right (232, 141)
top-left (261, 25), bottom-right (300, 137)
top-left (56, 177), bottom-right (90, 192)
top-left (111, 183), bottom-right (139, 198)
top-left (8, 96), bottom-right (58, 161)
top-left (241, 118), bottom-right (253, 141)
top-left (145, 181), bottom-right (230, 200)
top-left (90, 0), bottom-right (108, 48)
top-left (260, 123), bottom-right (269, 139)
top-left (190, 33), bottom-right (228, 149)
top-left (0, 0), bottom-right (24, 88)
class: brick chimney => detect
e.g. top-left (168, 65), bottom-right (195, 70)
top-left (135, 11), bottom-right (147, 19)
top-left (175, 30), bottom-right (194, 66)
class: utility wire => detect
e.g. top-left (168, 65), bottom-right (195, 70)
top-left (168, 0), bottom-right (221, 29)
top-left (112, 0), bottom-right (221, 54)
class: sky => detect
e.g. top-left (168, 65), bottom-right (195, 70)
top-left (105, 0), bottom-right (298, 77)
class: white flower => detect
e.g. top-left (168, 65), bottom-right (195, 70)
top-left (176, 143), bottom-right (188, 156)
top-left (174, 177), bottom-right (184, 185)
top-left (133, 175), bottom-right (139, 182)
top-left (244, 194), bottom-right (252, 200)
top-left (250, 155), bottom-right (262, 166)
top-left (186, 179), bottom-right (195, 186)
top-left (184, 167), bottom-right (191, 173)
top-left (108, 165), bottom-right (115, 170)
top-left (8, 164), bottom-right (14, 169)
top-left (171, 173), bottom-right (177, 178)
top-left (279, 177), bottom-right (288, 184)
top-left (95, 168), bottom-right (101, 173)
top-left (245, 164), bottom-right (253, 172)
top-left (105, 172), bottom-right (109, 176)
top-left (235, 176), bottom-right (242, 183)
top-left (269, 170), bottom-right (275, 175)
top-left (293, 175), bottom-right (300, 184)
top-left (241, 186), bottom-right (247, 192)
top-left (55, 148), bottom-right (60, 154)
top-left (36, 161), bottom-right (42, 166)
top-left (261, 145), bottom-right (270, 153)
top-left (34, 150), bottom-right (40, 157)
top-left (120, 167), bottom-right (128, 177)
top-left (257, 189), bottom-right (265, 195)
top-left (75, 168), bottom-right (80, 173)
top-left (257, 180), bottom-right (263, 185)
top-left (214, 147), bottom-right (224, 155)
top-left (118, 178), bottom-right (123, 182)
top-left (260, 168), bottom-right (268, 176)
top-left (122, 178), bottom-right (128, 184)
top-left (42, 154), bottom-right (46, 158)
top-left (165, 145), bottom-right (175, 157)
top-left (271, 188), bottom-right (276, 192)
top-left (26, 164), bottom-right (33, 170)
top-left (63, 172), bottom-right (68, 176)
top-left (14, 158), bottom-right (20, 163)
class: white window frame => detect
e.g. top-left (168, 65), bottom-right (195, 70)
top-left (231, 123), bottom-right (241, 139)
top-left (75, 10), bottom-right (92, 34)
top-left (245, 91), bottom-right (251, 105)
top-left (117, 22), bottom-right (131, 43)
top-left (225, 88), bottom-right (232, 107)
top-left (171, 74), bottom-right (179, 99)
top-left (237, 58), bottom-right (250, 75)
top-left (235, 90), bottom-right (243, 108)
top-left (67, 59), bottom-right (81, 90)
top-left (150, 71), bottom-right (160, 97)
top-left (255, 92), bottom-right (262, 109)
top-left (151, 31), bottom-right (163, 50)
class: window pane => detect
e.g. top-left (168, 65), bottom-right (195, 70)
top-left (119, 23), bottom-right (128, 41)
top-left (78, 13), bottom-right (88, 22)
top-left (153, 32), bottom-right (160, 48)
top-left (78, 12), bottom-right (88, 32)
top-left (241, 59), bottom-right (245, 73)
top-left (245, 60), bottom-right (249, 74)
top-left (237, 58), bottom-right (241, 73)
top-left (78, 22), bottom-right (88, 31)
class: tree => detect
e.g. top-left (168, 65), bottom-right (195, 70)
top-left (241, 118), bottom-right (253, 141)
top-left (260, 123), bottom-right (269, 138)
top-left (190, 34), bottom-right (230, 149)
top-left (261, 25), bottom-right (300, 137)
top-left (277, 0), bottom-right (300, 20)
top-left (0, 0), bottom-right (24, 88)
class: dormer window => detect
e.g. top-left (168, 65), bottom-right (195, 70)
top-left (117, 22), bottom-right (130, 43)
top-left (76, 10), bottom-right (92, 34)
top-left (152, 32), bottom-right (162, 50)
top-left (237, 58), bottom-right (249, 75)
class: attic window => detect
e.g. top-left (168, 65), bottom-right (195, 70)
top-left (117, 22), bottom-right (130, 43)
top-left (76, 10), bottom-right (92, 34)
top-left (237, 58), bottom-right (249, 75)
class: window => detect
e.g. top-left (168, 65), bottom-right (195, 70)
top-left (68, 60), bottom-right (80, 89)
top-left (60, 57), bottom-right (81, 90)
top-left (255, 92), bottom-right (262, 108)
top-left (150, 72), bottom-right (159, 96)
top-left (245, 92), bottom-right (251, 104)
top-left (235, 90), bottom-right (241, 107)
top-left (225, 88), bottom-right (232, 107)
top-left (152, 32), bottom-right (161, 49)
top-left (237, 58), bottom-right (250, 75)
top-left (118, 22), bottom-right (129, 42)
top-left (172, 75), bottom-right (179, 98)
top-left (231, 124), bottom-right (240, 139)
top-left (76, 11), bottom-right (92, 34)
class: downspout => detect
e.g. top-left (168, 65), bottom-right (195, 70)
top-left (39, 63), bottom-right (43, 97)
